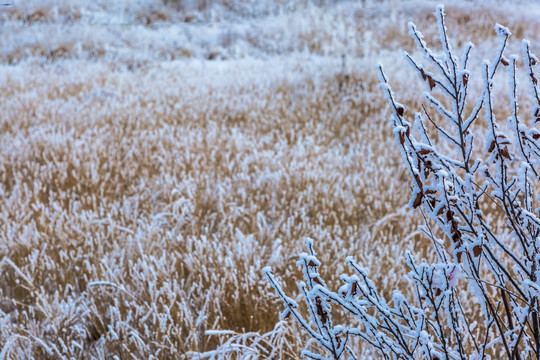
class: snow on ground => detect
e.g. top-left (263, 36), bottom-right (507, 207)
top-left (1, 0), bottom-right (539, 358)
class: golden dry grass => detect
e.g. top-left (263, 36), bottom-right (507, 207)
top-left (1, 0), bottom-right (539, 358)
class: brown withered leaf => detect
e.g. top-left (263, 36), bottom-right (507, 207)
top-left (396, 106), bottom-right (405, 116)
top-left (418, 148), bottom-right (432, 155)
top-left (446, 210), bottom-right (454, 222)
top-left (427, 76), bottom-right (436, 90)
top-left (412, 192), bottom-right (423, 209)
top-left (452, 232), bottom-right (462, 246)
top-left (488, 140), bottom-right (496, 153)
top-left (451, 220), bottom-right (458, 234)
top-left (336, 335), bottom-right (342, 348)
top-left (533, 133), bottom-right (540, 140)
top-left (420, 68), bottom-right (427, 81)
top-left (316, 298), bottom-right (328, 324)
top-left (415, 180), bottom-right (423, 195)
top-left (434, 288), bottom-right (442, 297)
top-left (399, 131), bottom-right (405, 145)
top-left (283, 308), bottom-right (292, 319)
top-left (501, 147), bottom-right (511, 159)
top-left (500, 56), bottom-right (509, 66)
top-left (456, 251), bottom-right (463, 263)
top-left (319, 310), bottom-right (327, 325)
top-left (313, 277), bottom-right (323, 285)
top-left (308, 260), bottom-right (318, 267)
top-left (351, 282), bottom-right (358, 296)
top-left (462, 73), bottom-right (469, 87)
top-left (473, 245), bottom-right (482, 257)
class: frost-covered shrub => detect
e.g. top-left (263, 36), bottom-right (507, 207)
top-left (265, 5), bottom-right (540, 359)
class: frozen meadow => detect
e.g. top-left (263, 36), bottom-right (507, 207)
top-left (1, 0), bottom-right (540, 358)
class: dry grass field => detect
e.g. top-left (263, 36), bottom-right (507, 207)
top-left (1, 0), bottom-right (540, 358)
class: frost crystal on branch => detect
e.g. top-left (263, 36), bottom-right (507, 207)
top-left (266, 5), bottom-right (540, 359)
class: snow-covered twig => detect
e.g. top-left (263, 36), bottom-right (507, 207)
top-left (266, 5), bottom-right (540, 359)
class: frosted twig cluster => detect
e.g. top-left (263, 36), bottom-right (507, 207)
top-left (265, 5), bottom-right (540, 359)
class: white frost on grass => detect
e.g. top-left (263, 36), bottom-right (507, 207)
top-left (2, 0), bottom-right (540, 359)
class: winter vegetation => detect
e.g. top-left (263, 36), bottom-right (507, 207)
top-left (267, 4), bottom-right (540, 358)
top-left (1, 0), bottom-right (540, 358)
